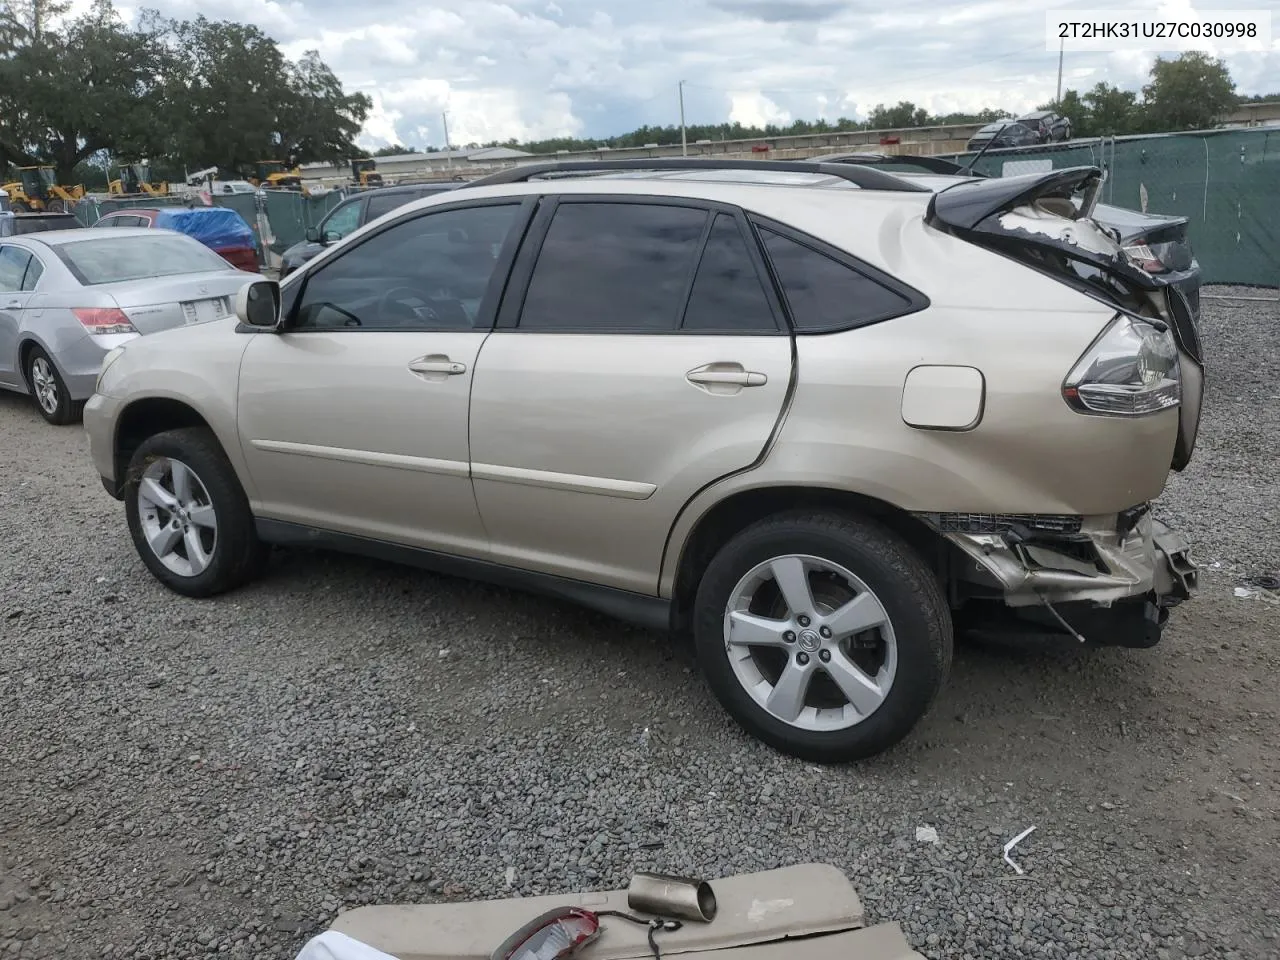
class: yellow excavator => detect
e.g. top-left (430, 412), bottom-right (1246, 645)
top-left (248, 160), bottom-right (306, 191)
top-left (108, 162), bottom-right (170, 197)
top-left (1, 166), bottom-right (84, 212)
top-left (350, 158), bottom-right (383, 187)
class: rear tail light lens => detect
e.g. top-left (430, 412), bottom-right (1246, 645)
top-left (1123, 243), bottom-right (1167, 273)
top-left (73, 307), bottom-right (136, 335)
top-left (1063, 314), bottom-right (1180, 416)
top-left (491, 908), bottom-right (601, 960)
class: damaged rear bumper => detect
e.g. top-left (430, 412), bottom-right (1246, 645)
top-left (923, 507), bottom-right (1198, 608)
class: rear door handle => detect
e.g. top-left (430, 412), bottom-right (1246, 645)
top-left (686, 362), bottom-right (768, 390)
top-left (408, 355), bottom-right (467, 378)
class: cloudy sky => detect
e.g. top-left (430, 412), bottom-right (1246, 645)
top-left (108, 0), bottom-right (1277, 148)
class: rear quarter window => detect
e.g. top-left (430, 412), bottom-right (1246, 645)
top-left (754, 222), bottom-right (926, 333)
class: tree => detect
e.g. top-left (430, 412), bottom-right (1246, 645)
top-left (276, 50), bottom-right (371, 167)
top-left (0, 0), bottom-right (170, 181)
top-left (1141, 51), bottom-right (1236, 131)
top-left (1083, 82), bottom-right (1138, 136)
top-left (143, 10), bottom-right (368, 173)
top-left (866, 101), bottom-right (929, 129)
top-left (373, 144), bottom-right (418, 157)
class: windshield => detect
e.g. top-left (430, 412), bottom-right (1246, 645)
top-left (54, 234), bottom-right (232, 285)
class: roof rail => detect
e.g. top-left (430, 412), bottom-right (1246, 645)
top-left (465, 157), bottom-right (934, 193)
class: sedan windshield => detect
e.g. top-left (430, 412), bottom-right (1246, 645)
top-left (53, 234), bottom-right (231, 285)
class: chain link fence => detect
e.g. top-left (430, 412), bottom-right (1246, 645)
top-left (941, 127), bottom-right (1280, 298)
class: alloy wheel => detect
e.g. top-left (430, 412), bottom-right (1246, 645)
top-left (722, 554), bottom-right (897, 733)
top-left (30, 357), bottom-right (59, 415)
top-left (136, 457), bottom-right (219, 577)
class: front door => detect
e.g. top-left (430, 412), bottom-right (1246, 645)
top-left (237, 198), bottom-right (530, 558)
top-left (468, 198), bottom-right (794, 594)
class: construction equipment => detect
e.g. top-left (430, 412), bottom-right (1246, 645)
top-left (248, 161), bottom-right (304, 191)
top-left (350, 158), bottom-right (383, 187)
top-left (0, 166), bottom-right (84, 213)
top-left (108, 162), bottom-right (170, 197)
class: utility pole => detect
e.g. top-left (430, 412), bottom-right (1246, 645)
top-left (679, 81), bottom-right (688, 156)
top-left (442, 111), bottom-right (452, 169)
top-left (1055, 37), bottom-right (1064, 105)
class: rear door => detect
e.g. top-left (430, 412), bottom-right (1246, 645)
top-left (468, 196), bottom-right (794, 594)
top-left (0, 244), bottom-right (35, 386)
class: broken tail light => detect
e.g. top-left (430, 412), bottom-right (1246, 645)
top-left (490, 908), bottom-right (602, 960)
top-left (73, 307), bottom-right (136, 336)
top-left (1122, 243), bottom-right (1167, 274)
top-left (1062, 313), bottom-right (1180, 416)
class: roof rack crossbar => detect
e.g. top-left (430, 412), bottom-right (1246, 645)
top-left (466, 158), bottom-right (933, 192)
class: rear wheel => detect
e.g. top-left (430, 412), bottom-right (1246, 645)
top-left (693, 511), bottom-right (952, 763)
top-left (123, 427), bottom-right (268, 597)
top-left (26, 346), bottom-right (79, 425)
top-left (10, 201), bottom-right (29, 213)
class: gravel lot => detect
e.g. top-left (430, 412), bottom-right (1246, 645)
top-left (2, 288), bottom-right (1278, 960)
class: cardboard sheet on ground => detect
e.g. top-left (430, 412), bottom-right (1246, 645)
top-left (322, 864), bottom-right (923, 960)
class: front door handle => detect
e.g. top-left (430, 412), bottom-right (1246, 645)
top-left (408, 354), bottom-right (467, 379)
top-left (686, 362), bottom-right (768, 394)
top-left (4, 299), bottom-right (21, 309)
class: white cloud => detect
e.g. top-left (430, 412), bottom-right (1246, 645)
top-left (728, 91), bottom-right (791, 128)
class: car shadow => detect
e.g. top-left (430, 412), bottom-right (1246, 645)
top-left (252, 544), bottom-right (1164, 762)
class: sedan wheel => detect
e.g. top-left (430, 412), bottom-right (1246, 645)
top-left (25, 347), bottom-right (78, 425)
top-left (30, 356), bottom-right (59, 416)
top-left (136, 457), bottom-right (219, 577)
top-left (724, 555), bottom-right (897, 732)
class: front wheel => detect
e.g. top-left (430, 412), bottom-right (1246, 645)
top-left (45, 199), bottom-right (65, 213)
top-left (693, 511), bottom-right (953, 763)
top-left (123, 427), bottom-right (268, 597)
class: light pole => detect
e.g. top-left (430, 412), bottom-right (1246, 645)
top-left (1055, 37), bottom-right (1064, 105)
top-left (679, 80), bottom-right (688, 156)
top-left (442, 111), bottom-right (452, 169)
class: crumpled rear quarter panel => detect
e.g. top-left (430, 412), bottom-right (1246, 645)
top-left (774, 304), bottom-right (1178, 516)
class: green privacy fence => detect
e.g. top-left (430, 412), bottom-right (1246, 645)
top-left (940, 128), bottom-right (1280, 288)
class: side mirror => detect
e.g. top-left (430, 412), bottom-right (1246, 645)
top-left (304, 225), bottom-right (319, 243)
top-left (235, 279), bottom-right (281, 329)
top-left (321, 230), bottom-right (342, 245)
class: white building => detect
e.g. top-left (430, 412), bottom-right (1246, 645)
top-left (300, 146), bottom-right (534, 184)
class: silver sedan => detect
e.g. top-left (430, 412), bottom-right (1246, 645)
top-left (0, 227), bottom-right (258, 425)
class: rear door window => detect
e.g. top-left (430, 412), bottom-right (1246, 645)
top-left (518, 201), bottom-right (708, 332)
top-left (681, 214), bottom-right (777, 332)
top-left (0, 245), bottom-right (32, 292)
top-left (757, 225), bottom-right (915, 332)
top-left (21, 255), bottom-right (43, 290)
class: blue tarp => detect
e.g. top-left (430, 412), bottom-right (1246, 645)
top-left (155, 207), bottom-right (255, 250)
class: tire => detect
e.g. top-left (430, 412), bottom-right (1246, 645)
top-left (46, 199), bottom-right (65, 213)
top-left (692, 510), bottom-right (953, 763)
top-left (123, 427), bottom-right (268, 597)
top-left (26, 346), bottom-right (80, 425)
top-left (10, 201), bottom-right (29, 213)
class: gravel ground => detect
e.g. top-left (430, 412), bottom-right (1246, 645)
top-left (1, 287), bottom-right (1278, 960)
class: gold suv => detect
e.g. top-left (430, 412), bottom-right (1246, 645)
top-left (84, 159), bottom-right (1201, 762)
